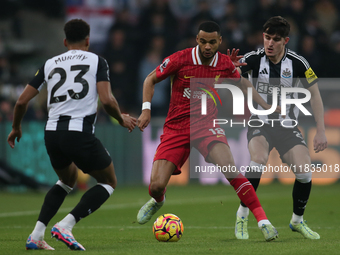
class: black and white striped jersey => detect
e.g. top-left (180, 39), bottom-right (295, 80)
top-left (240, 47), bottom-right (318, 128)
top-left (29, 50), bottom-right (110, 134)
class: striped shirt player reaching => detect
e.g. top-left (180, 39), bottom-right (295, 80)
top-left (7, 19), bottom-right (136, 251)
top-left (234, 16), bottom-right (327, 240)
top-left (136, 21), bottom-right (279, 242)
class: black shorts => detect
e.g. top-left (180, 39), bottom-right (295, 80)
top-left (247, 124), bottom-right (307, 159)
top-left (44, 131), bottom-right (112, 173)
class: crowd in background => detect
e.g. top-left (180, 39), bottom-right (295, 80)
top-left (1, 0), bottom-right (340, 124)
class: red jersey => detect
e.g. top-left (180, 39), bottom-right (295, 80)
top-left (156, 46), bottom-right (240, 134)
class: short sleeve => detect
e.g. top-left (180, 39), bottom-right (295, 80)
top-left (29, 64), bottom-right (45, 90)
top-left (295, 59), bottom-right (318, 88)
top-left (156, 52), bottom-right (182, 80)
top-left (239, 52), bottom-right (257, 74)
top-left (97, 56), bottom-right (110, 82)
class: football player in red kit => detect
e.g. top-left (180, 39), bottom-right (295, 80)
top-left (137, 21), bottom-right (278, 241)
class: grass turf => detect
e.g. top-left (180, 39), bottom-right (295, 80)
top-left (0, 182), bottom-right (339, 254)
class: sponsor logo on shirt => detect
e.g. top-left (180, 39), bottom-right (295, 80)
top-left (257, 82), bottom-right (283, 95)
top-left (183, 87), bottom-right (191, 99)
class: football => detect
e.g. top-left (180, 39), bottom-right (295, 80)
top-left (153, 213), bottom-right (184, 242)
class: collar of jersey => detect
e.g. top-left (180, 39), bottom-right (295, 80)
top-left (192, 45), bottom-right (218, 67)
top-left (265, 47), bottom-right (288, 63)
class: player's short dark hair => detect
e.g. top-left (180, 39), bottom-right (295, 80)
top-left (263, 16), bottom-right (290, 38)
top-left (64, 19), bottom-right (90, 43)
top-left (198, 21), bottom-right (220, 35)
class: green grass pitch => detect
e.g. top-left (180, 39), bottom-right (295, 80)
top-left (0, 182), bottom-right (339, 254)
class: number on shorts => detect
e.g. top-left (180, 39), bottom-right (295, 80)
top-left (209, 128), bottom-right (225, 135)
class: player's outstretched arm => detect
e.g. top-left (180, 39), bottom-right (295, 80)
top-left (238, 76), bottom-right (281, 113)
top-left (308, 83), bottom-right (327, 153)
top-left (8, 84), bottom-right (39, 148)
top-left (97, 81), bottom-right (136, 132)
top-left (138, 69), bottom-right (162, 132)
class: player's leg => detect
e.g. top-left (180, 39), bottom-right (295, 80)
top-left (206, 142), bottom-right (278, 241)
top-left (50, 132), bottom-right (114, 250)
top-left (233, 135), bottom-right (270, 238)
top-left (282, 145), bottom-right (320, 239)
top-left (52, 162), bottom-right (116, 250)
top-left (137, 160), bottom-right (176, 224)
top-left (137, 133), bottom-right (190, 224)
top-left (27, 132), bottom-right (76, 250)
top-left (27, 164), bottom-right (77, 250)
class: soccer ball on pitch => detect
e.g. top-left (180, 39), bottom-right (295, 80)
top-left (153, 213), bottom-right (184, 242)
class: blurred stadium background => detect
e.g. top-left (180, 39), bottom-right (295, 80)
top-left (0, 0), bottom-right (340, 191)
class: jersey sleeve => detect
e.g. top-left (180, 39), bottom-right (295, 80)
top-left (295, 59), bottom-right (318, 88)
top-left (97, 56), bottom-right (110, 82)
top-left (29, 64), bottom-right (45, 90)
top-left (239, 51), bottom-right (257, 74)
top-left (156, 52), bottom-right (182, 80)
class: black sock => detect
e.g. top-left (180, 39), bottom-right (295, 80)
top-left (293, 180), bottom-right (311, 216)
top-left (38, 185), bottom-right (68, 225)
top-left (70, 185), bottom-right (110, 222)
top-left (240, 170), bottom-right (262, 207)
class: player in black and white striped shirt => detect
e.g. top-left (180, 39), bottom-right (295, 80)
top-left (233, 16), bottom-right (327, 240)
top-left (8, 19), bottom-right (136, 251)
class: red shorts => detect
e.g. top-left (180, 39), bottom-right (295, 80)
top-left (153, 126), bottom-right (229, 175)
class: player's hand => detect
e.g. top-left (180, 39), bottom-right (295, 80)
top-left (137, 110), bottom-right (151, 132)
top-left (120, 114), bottom-right (137, 132)
top-left (227, 48), bottom-right (247, 67)
top-left (7, 128), bottom-right (22, 148)
top-left (275, 105), bottom-right (282, 115)
top-left (262, 103), bottom-right (282, 114)
top-left (313, 131), bottom-right (327, 153)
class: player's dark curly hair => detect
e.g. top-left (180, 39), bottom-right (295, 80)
top-left (198, 21), bottom-right (220, 35)
top-left (263, 16), bottom-right (290, 38)
top-left (64, 19), bottom-right (90, 43)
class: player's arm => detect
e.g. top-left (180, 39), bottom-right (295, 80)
top-left (7, 84), bottom-right (39, 148)
top-left (237, 76), bottom-right (280, 112)
top-left (97, 81), bottom-right (136, 132)
top-left (308, 83), bottom-right (327, 152)
top-left (138, 68), bottom-right (164, 132)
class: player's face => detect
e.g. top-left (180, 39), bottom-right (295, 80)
top-left (196, 31), bottom-right (221, 61)
top-left (263, 33), bottom-right (289, 60)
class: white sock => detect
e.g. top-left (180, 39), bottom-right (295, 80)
top-left (98, 183), bottom-right (114, 196)
top-left (258, 219), bottom-right (271, 228)
top-left (237, 204), bottom-right (249, 218)
top-left (291, 213), bottom-right (303, 224)
top-left (31, 221), bottom-right (46, 241)
top-left (58, 214), bottom-right (76, 232)
top-left (56, 180), bottom-right (73, 193)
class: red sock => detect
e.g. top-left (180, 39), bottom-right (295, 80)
top-left (230, 173), bottom-right (267, 222)
top-left (149, 185), bottom-right (166, 203)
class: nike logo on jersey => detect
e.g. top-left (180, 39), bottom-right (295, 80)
top-left (184, 75), bottom-right (195, 79)
top-left (259, 68), bottom-right (268, 74)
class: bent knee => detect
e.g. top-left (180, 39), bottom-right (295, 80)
top-left (295, 172), bottom-right (312, 183)
top-left (250, 154), bottom-right (268, 165)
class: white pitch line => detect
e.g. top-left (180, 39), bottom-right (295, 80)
top-left (0, 195), bottom-right (232, 218)
top-left (0, 225), bottom-right (336, 230)
top-left (0, 191), bottom-right (288, 218)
